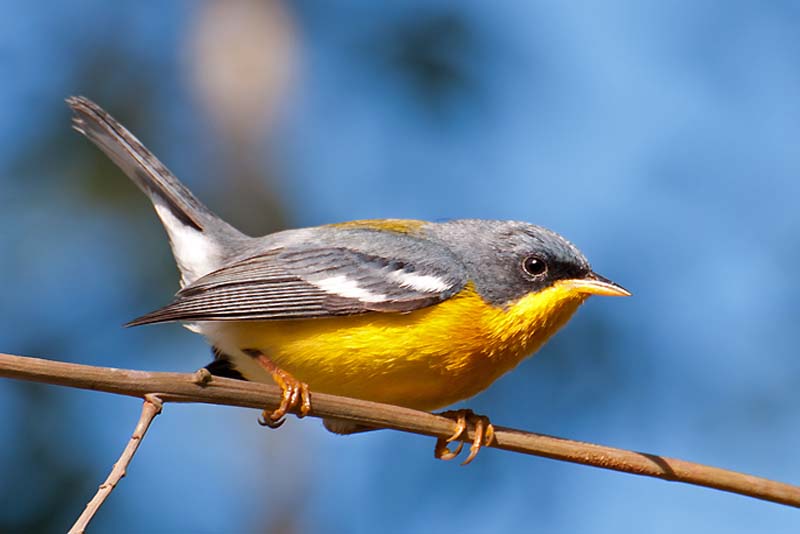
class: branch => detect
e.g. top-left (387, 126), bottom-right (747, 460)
top-left (68, 395), bottom-right (162, 534)
top-left (2, 352), bottom-right (799, 510)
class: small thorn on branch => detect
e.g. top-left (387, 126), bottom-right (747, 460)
top-left (193, 367), bottom-right (213, 386)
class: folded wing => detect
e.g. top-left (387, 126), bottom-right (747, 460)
top-left (128, 245), bottom-right (467, 325)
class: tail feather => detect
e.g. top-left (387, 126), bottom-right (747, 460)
top-left (67, 96), bottom-right (245, 285)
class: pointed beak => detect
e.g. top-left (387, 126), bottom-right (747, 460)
top-left (558, 271), bottom-right (631, 297)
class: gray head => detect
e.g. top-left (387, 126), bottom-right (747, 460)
top-left (426, 220), bottom-right (627, 306)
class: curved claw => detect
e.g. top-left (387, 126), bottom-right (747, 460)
top-left (434, 437), bottom-right (464, 460)
top-left (434, 410), bottom-right (467, 460)
top-left (247, 350), bottom-right (312, 428)
top-left (258, 412), bottom-right (286, 429)
top-left (434, 409), bottom-right (495, 465)
top-left (462, 414), bottom-right (494, 465)
top-left (297, 382), bottom-right (311, 418)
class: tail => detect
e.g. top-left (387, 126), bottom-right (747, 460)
top-left (67, 96), bottom-right (246, 286)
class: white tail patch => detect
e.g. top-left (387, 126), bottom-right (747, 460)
top-left (314, 275), bottom-right (388, 303)
top-left (154, 203), bottom-right (220, 286)
top-left (388, 270), bottom-right (450, 293)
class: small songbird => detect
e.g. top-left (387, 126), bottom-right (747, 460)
top-left (68, 96), bottom-right (629, 464)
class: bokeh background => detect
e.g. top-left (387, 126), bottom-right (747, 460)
top-left (2, 1), bottom-right (799, 532)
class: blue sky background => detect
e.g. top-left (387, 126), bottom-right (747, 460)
top-left (1, 1), bottom-right (799, 532)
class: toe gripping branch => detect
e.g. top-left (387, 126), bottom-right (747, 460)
top-left (435, 409), bottom-right (496, 465)
top-left (243, 350), bottom-right (311, 428)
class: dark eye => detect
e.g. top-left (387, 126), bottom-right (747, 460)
top-left (522, 255), bottom-right (548, 277)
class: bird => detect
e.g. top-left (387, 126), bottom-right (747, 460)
top-left (67, 96), bottom-right (630, 464)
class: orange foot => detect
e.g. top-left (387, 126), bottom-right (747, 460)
top-left (245, 350), bottom-right (311, 428)
top-left (434, 409), bottom-right (495, 466)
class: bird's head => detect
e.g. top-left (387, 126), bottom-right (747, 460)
top-left (426, 219), bottom-right (630, 355)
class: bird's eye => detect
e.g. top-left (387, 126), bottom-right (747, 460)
top-left (522, 255), bottom-right (548, 277)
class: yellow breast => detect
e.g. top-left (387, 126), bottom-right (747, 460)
top-left (213, 283), bottom-right (588, 410)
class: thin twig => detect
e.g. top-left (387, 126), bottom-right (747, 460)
top-left (68, 394), bottom-right (163, 534)
top-left (1, 352), bottom-right (799, 509)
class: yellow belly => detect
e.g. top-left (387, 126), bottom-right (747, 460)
top-left (209, 284), bottom-right (588, 410)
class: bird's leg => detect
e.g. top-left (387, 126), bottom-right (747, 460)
top-left (243, 349), bottom-right (311, 428)
top-left (434, 409), bottom-right (495, 465)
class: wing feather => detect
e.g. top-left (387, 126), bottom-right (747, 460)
top-left (128, 244), bottom-right (466, 325)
